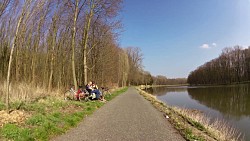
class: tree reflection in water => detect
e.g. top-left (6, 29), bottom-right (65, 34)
top-left (143, 84), bottom-right (250, 141)
top-left (187, 84), bottom-right (250, 118)
top-left (143, 86), bottom-right (187, 96)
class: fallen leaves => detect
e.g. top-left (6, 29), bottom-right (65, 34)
top-left (0, 110), bottom-right (30, 127)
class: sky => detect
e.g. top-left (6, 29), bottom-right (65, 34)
top-left (119, 0), bottom-right (250, 78)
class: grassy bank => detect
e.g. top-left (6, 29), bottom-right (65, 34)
top-left (139, 84), bottom-right (188, 88)
top-left (137, 88), bottom-right (243, 141)
top-left (0, 87), bottom-right (128, 141)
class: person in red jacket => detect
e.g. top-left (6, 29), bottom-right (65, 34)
top-left (76, 86), bottom-right (84, 100)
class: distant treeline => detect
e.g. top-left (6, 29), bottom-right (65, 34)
top-left (153, 75), bottom-right (187, 85)
top-left (188, 46), bottom-right (250, 85)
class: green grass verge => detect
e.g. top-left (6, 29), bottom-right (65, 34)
top-left (0, 87), bottom-right (128, 141)
top-left (104, 87), bottom-right (128, 101)
top-left (184, 128), bottom-right (205, 141)
top-left (0, 101), bottom-right (5, 110)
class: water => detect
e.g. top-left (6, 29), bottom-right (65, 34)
top-left (144, 84), bottom-right (250, 141)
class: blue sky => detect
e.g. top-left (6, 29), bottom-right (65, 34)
top-left (119, 0), bottom-right (250, 78)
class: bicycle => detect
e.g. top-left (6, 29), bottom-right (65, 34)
top-left (101, 87), bottom-right (111, 95)
top-left (64, 87), bottom-right (90, 101)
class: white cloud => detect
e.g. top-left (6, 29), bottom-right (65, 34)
top-left (200, 44), bottom-right (210, 49)
top-left (212, 43), bottom-right (217, 47)
top-left (200, 43), bottom-right (217, 49)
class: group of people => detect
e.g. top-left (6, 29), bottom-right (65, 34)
top-left (76, 81), bottom-right (105, 101)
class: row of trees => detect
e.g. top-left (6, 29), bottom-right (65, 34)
top-left (0, 0), bottom-right (160, 108)
top-left (0, 1), bottom-right (187, 108)
top-left (0, 0), bottom-right (139, 89)
top-left (0, 0), bottom-right (167, 88)
top-left (188, 46), bottom-right (250, 85)
top-left (152, 75), bottom-right (187, 85)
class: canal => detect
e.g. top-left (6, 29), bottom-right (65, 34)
top-left (144, 84), bottom-right (250, 141)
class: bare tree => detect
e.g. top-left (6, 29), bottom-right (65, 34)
top-left (0, 0), bottom-right (10, 18)
top-left (48, 12), bottom-right (60, 91)
top-left (68, 0), bottom-right (82, 90)
top-left (81, 0), bottom-right (96, 85)
top-left (126, 47), bottom-right (143, 85)
top-left (6, 0), bottom-right (32, 112)
top-left (0, 0), bottom-right (124, 103)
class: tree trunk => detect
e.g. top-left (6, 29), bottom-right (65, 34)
top-left (83, 0), bottom-right (95, 85)
top-left (6, 9), bottom-right (25, 112)
top-left (71, 0), bottom-right (79, 90)
top-left (48, 17), bottom-right (57, 91)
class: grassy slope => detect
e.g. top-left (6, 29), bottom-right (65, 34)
top-left (137, 88), bottom-right (242, 141)
top-left (0, 87), bottom-right (128, 141)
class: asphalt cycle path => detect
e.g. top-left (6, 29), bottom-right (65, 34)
top-left (52, 87), bottom-right (185, 141)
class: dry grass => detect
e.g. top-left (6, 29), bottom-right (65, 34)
top-left (137, 88), bottom-right (244, 141)
top-left (0, 81), bottom-right (62, 102)
top-left (173, 107), bottom-right (243, 141)
top-left (0, 110), bottom-right (30, 127)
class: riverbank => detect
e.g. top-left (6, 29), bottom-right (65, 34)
top-left (0, 87), bottom-right (128, 140)
top-left (137, 88), bottom-right (243, 141)
top-left (141, 81), bottom-right (250, 89)
top-left (139, 84), bottom-right (189, 89)
top-left (189, 81), bottom-right (250, 87)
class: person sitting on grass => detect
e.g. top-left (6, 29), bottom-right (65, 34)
top-left (86, 81), bottom-right (105, 101)
top-left (92, 81), bottom-right (106, 101)
top-left (76, 86), bottom-right (85, 100)
top-left (86, 81), bottom-right (93, 95)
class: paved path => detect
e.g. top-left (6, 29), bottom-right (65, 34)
top-left (52, 87), bottom-right (185, 141)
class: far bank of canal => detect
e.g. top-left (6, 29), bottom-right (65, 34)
top-left (143, 84), bottom-right (250, 141)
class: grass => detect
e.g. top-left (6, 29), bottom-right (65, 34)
top-left (0, 82), bottom-right (60, 102)
top-left (184, 128), bottom-right (205, 141)
top-left (0, 102), bottom-right (5, 110)
top-left (173, 107), bottom-right (243, 141)
top-left (104, 87), bottom-right (128, 101)
top-left (1, 124), bottom-right (33, 141)
top-left (0, 87), bottom-right (128, 141)
top-left (137, 88), bottom-right (243, 141)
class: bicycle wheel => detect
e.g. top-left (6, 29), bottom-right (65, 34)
top-left (64, 90), bottom-right (74, 100)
